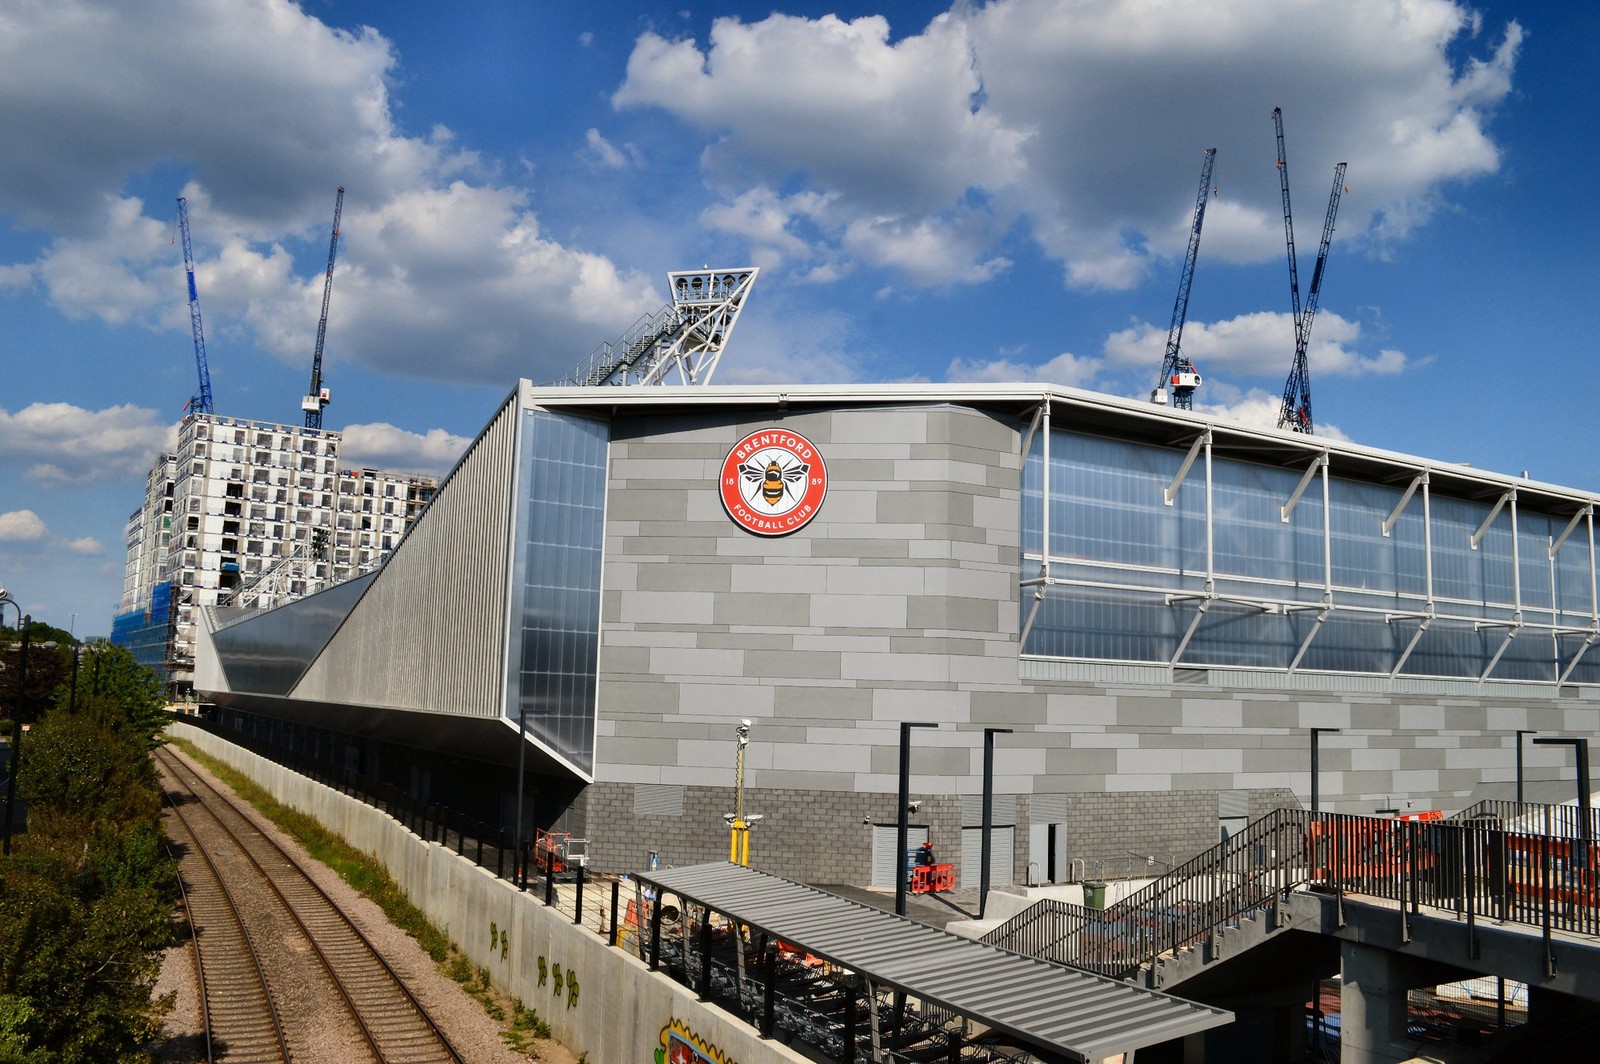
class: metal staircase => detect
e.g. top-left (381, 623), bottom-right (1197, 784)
top-left (984, 809), bottom-right (1314, 983)
top-left (984, 804), bottom-right (1600, 988)
top-left (555, 268), bottom-right (759, 388)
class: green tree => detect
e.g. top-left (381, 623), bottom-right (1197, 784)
top-left (0, 654), bottom-right (175, 1062)
top-left (57, 644), bottom-right (168, 750)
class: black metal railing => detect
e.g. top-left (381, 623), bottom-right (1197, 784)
top-left (1453, 799), bottom-right (1600, 840)
top-left (170, 714), bottom-right (586, 902)
top-left (983, 809), bottom-right (1309, 977)
top-left (985, 806), bottom-right (1600, 981)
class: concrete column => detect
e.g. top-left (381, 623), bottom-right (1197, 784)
top-left (1339, 942), bottom-right (1417, 1064)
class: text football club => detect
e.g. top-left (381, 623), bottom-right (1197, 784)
top-left (720, 428), bottom-right (828, 536)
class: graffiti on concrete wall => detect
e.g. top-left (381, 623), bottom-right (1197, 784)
top-left (655, 1018), bottom-right (736, 1064)
top-left (490, 917), bottom-right (581, 1009)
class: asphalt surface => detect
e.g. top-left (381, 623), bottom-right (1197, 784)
top-left (814, 883), bottom-right (992, 930)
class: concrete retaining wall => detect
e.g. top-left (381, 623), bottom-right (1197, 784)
top-left (169, 722), bottom-right (806, 1064)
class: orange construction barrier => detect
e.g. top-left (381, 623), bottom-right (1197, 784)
top-left (909, 863), bottom-right (956, 894)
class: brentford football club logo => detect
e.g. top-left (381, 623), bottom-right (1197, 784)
top-left (720, 428), bottom-right (828, 536)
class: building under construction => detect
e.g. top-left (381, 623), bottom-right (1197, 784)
top-left (114, 412), bottom-right (436, 691)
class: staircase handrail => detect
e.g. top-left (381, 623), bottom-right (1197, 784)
top-left (988, 807), bottom-right (1600, 982)
top-left (983, 808), bottom-right (1313, 978)
top-left (559, 302), bottom-right (686, 387)
top-left (1451, 799), bottom-right (1600, 840)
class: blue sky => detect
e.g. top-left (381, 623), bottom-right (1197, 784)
top-left (0, 0), bottom-right (1593, 636)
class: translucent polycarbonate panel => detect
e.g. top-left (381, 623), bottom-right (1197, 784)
top-left (1207, 459), bottom-right (1324, 588)
top-left (1021, 425), bottom-right (1597, 684)
top-left (1427, 496), bottom-right (1514, 621)
top-left (212, 574), bottom-right (376, 695)
top-left (506, 410), bottom-right (607, 777)
top-left (1027, 432), bottom-right (1194, 569)
top-left (1185, 605), bottom-right (1296, 669)
top-left (1557, 633), bottom-right (1600, 685)
top-left (1024, 573), bottom-right (1180, 664)
top-left (1490, 629), bottom-right (1561, 682)
top-left (1298, 612), bottom-right (1402, 675)
top-left (1396, 621), bottom-right (1498, 680)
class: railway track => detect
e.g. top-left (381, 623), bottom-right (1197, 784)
top-left (157, 746), bottom-right (465, 1064)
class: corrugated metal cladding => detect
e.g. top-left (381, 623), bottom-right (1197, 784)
top-left (633, 783), bottom-right (684, 816)
top-left (961, 794), bottom-right (1017, 826)
top-left (1031, 794), bottom-right (1069, 823)
top-left (638, 863), bottom-right (1231, 1063)
top-left (293, 391), bottom-right (521, 717)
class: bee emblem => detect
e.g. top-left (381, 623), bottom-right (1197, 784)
top-left (720, 429), bottom-right (828, 536)
top-left (742, 458), bottom-right (809, 508)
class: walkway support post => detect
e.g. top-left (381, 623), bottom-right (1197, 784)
top-left (896, 721), bottom-right (938, 918)
top-left (981, 728), bottom-right (1012, 919)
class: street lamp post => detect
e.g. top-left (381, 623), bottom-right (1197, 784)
top-left (1310, 728), bottom-right (1342, 815)
top-left (1515, 729), bottom-right (1539, 806)
top-left (980, 727), bottom-right (1012, 919)
top-left (0, 593), bottom-right (31, 856)
top-left (895, 721), bottom-right (938, 918)
top-left (513, 701), bottom-right (529, 886)
top-left (1533, 736), bottom-right (1592, 868)
top-left (68, 642), bottom-right (86, 714)
top-left (726, 719), bottom-right (760, 866)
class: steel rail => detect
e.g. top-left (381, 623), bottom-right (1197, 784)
top-left (156, 746), bottom-right (465, 1064)
top-left (160, 786), bottom-right (290, 1063)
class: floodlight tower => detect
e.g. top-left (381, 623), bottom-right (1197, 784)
top-left (559, 268), bottom-right (759, 387)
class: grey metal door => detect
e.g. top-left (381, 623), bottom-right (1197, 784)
top-left (871, 825), bottom-right (927, 888)
top-left (961, 825), bottom-right (1014, 888)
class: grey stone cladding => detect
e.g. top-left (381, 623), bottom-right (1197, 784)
top-left (582, 401), bottom-right (1600, 886)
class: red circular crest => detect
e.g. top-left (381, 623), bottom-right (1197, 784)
top-left (720, 428), bottom-right (828, 536)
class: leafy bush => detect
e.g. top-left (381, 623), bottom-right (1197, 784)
top-left (0, 653), bottom-right (175, 1061)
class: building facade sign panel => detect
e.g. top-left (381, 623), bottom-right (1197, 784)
top-left (718, 427), bottom-right (828, 536)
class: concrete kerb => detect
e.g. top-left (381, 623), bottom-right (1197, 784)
top-left (166, 722), bottom-right (809, 1063)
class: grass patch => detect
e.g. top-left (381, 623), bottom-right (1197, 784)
top-left (171, 738), bottom-right (451, 962)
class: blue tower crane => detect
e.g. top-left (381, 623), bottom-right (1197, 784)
top-left (302, 186), bottom-right (343, 429)
top-left (1152, 148), bottom-right (1217, 410)
top-left (176, 197), bottom-right (213, 416)
top-left (1278, 162), bottom-right (1348, 433)
top-left (1272, 107), bottom-right (1350, 434)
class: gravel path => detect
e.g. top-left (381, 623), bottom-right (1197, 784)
top-left (153, 745), bottom-right (576, 1063)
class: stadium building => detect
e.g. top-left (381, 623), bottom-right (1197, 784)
top-left (193, 381), bottom-right (1600, 887)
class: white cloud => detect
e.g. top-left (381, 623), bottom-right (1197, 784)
top-left (615, 0), bottom-right (1519, 290)
top-left (0, 402), bottom-right (173, 486)
top-left (0, 511), bottom-right (48, 542)
top-left (0, 0), bottom-right (659, 388)
top-left (221, 182), bottom-right (662, 385)
top-left (700, 186), bottom-right (830, 264)
top-left (65, 537), bottom-right (103, 555)
top-left (339, 422), bottom-right (471, 477)
top-left (1104, 310), bottom-right (1409, 381)
top-left (1203, 391), bottom-right (1353, 443)
top-left (947, 351), bottom-right (1102, 388)
top-left (584, 128), bottom-right (639, 169)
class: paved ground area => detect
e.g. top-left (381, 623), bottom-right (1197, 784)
top-left (815, 883), bottom-right (993, 929)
